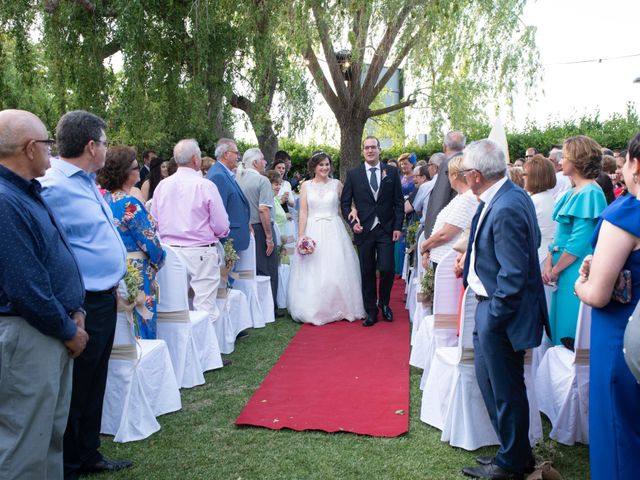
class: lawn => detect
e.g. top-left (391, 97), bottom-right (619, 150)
top-left (99, 315), bottom-right (589, 479)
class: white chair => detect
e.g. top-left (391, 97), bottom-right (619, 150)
top-left (232, 233), bottom-right (275, 328)
top-left (421, 288), bottom-right (542, 450)
top-left (101, 285), bottom-right (181, 442)
top-left (531, 255), bottom-right (554, 375)
top-left (276, 231), bottom-right (295, 309)
top-left (156, 245), bottom-right (223, 389)
top-left (410, 250), bottom-right (461, 377)
top-left (535, 302), bottom-right (591, 445)
top-left (215, 285), bottom-right (252, 354)
top-left (406, 232), bottom-right (426, 326)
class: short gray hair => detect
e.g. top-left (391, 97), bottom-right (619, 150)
top-left (214, 138), bottom-right (235, 161)
top-left (548, 149), bottom-right (563, 163)
top-left (173, 139), bottom-right (201, 166)
top-left (428, 152), bottom-right (446, 168)
top-left (444, 131), bottom-right (466, 152)
top-left (463, 139), bottom-right (507, 180)
top-left (242, 147), bottom-right (263, 169)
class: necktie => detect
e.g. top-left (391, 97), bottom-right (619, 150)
top-left (369, 167), bottom-right (378, 192)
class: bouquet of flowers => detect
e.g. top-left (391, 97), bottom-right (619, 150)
top-left (417, 266), bottom-right (435, 307)
top-left (118, 263), bottom-right (153, 330)
top-left (223, 238), bottom-right (240, 270)
top-left (297, 236), bottom-right (316, 255)
top-left (405, 221), bottom-right (420, 254)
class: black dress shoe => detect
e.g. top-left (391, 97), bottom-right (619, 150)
top-left (363, 315), bottom-right (377, 327)
top-left (236, 329), bottom-right (249, 339)
top-left (462, 463), bottom-right (522, 479)
top-left (80, 457), bottom-right (133, 473)
top-left (475, 456), bottom-right (494, 466)
top-left (222, 358), bottom-right (233, 366)
top-left (380, 304), bottom-right (393, 321)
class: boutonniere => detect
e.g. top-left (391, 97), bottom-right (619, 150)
top-left (381, 168), bottom-right (387, 181)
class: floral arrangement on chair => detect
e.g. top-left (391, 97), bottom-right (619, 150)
top-left (417, 266), bottom-right (435, 307)
top-left (297, 236), bottom-right (316, 255)
top-left (405, 221), bottom-right (420, 254)
top-left (118, 263), bottom-right (153, 333)
top-left (221, 239), bottom-right (239, 290)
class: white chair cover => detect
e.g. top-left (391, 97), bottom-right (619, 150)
top-left (535, 302), bottom-right (591, 445)
top-left (101, 282), bottom-right (181, 442)
top-left (406, 232), bottom-right (426, 327)
top-left (156, 245), bottom-right (223, 388)
top-left (215, 289), bottom-right (252, 354)
top-left (410, 250), bottom-right (461, 376)
top-left (531, 255), bottom-right (554, 374)
top-left (233, 233), bottom-right (275, 328)
top-left (277, 264), bottom-right (290, 309)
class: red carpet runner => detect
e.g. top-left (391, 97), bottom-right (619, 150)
top-left (235, 278), bottom-right (409, 437)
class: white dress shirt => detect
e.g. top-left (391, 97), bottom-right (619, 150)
top-left (367, 162), bottom-right (381, 229)
top-left (467, 176), bottom-right (508, 297)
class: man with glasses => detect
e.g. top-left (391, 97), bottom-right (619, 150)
top-left (0, 109), bottom-right (88, 480)
top-left (524, 147), bottom-right (538, 161)
top-left (208, 138), bottom-right (251, 252)
top-left (39, 110), bottom-right (130, 479)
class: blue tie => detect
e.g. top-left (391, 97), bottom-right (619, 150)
top-left (369, 167), bottom-right (378, 192)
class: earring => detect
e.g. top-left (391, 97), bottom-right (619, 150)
top-left (634, 173), bottom-right (639, 185)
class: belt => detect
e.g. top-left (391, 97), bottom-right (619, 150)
top-left (169, 243), bottom-right (216, 248)
top-left (475, 294), bottom-right (489, 302)
top-left (86, 286), bottom-right (118, 296)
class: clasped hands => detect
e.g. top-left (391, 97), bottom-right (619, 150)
top-left (347, 208), bottom-right (401, 240)
top-left (64, 311), bottom-right (89, 359)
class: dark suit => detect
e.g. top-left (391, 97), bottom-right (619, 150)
top-left (463, 179), bottom-right (549, 474)
top-left (423, 152), bottom-right (460, 237)
top-left (207, 161), bottom-right (251, 251)
top-left (341, 163), bottom-right (404, 316)
top-left (135, 165), bottom-right (150, 189)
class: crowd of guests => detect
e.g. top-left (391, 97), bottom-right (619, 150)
top-left (1, 103), bottom-right (639, 480)
top-left (399, 131), bottom-right (639, 480)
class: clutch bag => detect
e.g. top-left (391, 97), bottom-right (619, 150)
top-left (612, 270), bottom-right (632, 304)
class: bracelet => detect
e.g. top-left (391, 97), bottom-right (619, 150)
top-left (266, 239), bottom-right (274, 244)
top-left (69, 307), bottom-right (87, 318)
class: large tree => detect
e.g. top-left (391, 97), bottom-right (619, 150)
top-left (295, 0), bottom-right (539, 178)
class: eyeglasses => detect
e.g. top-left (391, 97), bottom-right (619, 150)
top-left (94, 139), bottom-right (109, 148)
top-left (363, 145), bottom-right (379, 151)
top-left (525, 155), bottom-right (534, 159)
top-left (458, 168), bottom-right (478, 176)
top-left (228, 150), bottom-right (241, 156)
top-left (129, 163), bottom-right (140, 172)
top-left (23, 138), bottom-right (55, 154)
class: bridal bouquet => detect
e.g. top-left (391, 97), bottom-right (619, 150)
top-left (297, 236), bottom-right (317, 255)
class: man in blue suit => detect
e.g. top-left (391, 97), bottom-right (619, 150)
top-left (461, 139), bottom-right (549, 480)
top-left (207, 138), bottom-right (251, 252)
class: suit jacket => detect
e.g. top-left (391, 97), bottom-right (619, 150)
top-left (463, 180), bottom-right (550, 351)
top-left (340, 163), bottom-right (404, 246)
top-left (135, 165), bottom-right (150, 189)
top-left (207, 161), bottom-right (251, 251)
top-left (423, 152), bottom-right (460, 237)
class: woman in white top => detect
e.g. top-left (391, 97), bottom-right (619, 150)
top-left (419, 156), bottom-right (478, 268)
top-left (273, 158), bottom-right (296, 209)
top-left (523, 155), bottom-right (557, 263)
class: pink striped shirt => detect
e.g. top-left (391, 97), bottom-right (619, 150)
top-left (151, 167), bottom-right (230, 246)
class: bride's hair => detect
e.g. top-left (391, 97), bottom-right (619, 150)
top-left (308, 151), bottom-right (332, 177)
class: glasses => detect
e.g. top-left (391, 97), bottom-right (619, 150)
top-left (129, 163), bottom-right (140, 172)
top-left (228, 150), bottom-right (241, 156)
top-left (94, 139), bottom-right (109, 148)
top-left (34, 138), bottom-right (56, 152)
top-left (525, 155), bottom-right (534, 159)
top-left (363, 145), bottom-right (379, 151)
top-left (458, 168), bottom-right (478, 176)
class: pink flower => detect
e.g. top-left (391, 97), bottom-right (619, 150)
top-left (297, 236), bottom-right (316, 255)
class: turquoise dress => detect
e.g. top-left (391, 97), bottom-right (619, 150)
top-left (548, 183), bottom-right (606, 345)
top-left (104, 191), bottom-right (166, 339)
top-left (589, 194), bottom-right (640, 479)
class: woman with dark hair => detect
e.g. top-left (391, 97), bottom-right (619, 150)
top-left (574, 132), bottom-right (640, 479)
top-left (286, 151), bottom-right (365, 325)
top-left (97, 146), bottom-right (166, 339)
top-left (272, 157), bottom-right (296, 213)
top-left (140, 156), bottom-right (169, 201)
top-left (543, 135), bottom-right (607, 345)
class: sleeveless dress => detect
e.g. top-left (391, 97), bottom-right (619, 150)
top-left (287, 179), bottom-right (366, 325)
top-left (548, 183), bottom-right (606, 344)
top-left (589, 194), bottom-right (640, 479)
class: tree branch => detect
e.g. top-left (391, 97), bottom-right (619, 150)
top-left (349, 2), bottom-right (370, 105)
top-left (43, 0), bottom-right (61, 13)
top-left (367, 97), bottom-right (416, 118)
top-left (304, 44), bottom-right (341, 114)
top-left (230, 93), bottom-right (254, 114)
top-left (311, 3), bottom-right (350, 105)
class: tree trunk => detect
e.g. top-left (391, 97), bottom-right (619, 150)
top-left (338, 118), bottom-right (366, 180)
top-left (255, 120), bottom-right (278, 165)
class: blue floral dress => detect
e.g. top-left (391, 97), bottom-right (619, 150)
top-left (104, 191), bottom-right (166, 339)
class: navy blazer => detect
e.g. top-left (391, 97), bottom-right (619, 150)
top-left (463, 180), bottom-right (550, 351)
top-left (340, 163), bottom-right (404, 246)
top-left (207, 162), bottom-right (251, 251)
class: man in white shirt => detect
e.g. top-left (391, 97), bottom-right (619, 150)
top-left (548, 149), bottom-right (572, 200)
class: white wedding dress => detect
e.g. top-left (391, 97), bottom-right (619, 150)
top-left (287, 179), bottom-right (366, 325)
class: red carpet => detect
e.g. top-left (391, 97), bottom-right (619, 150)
top-left (235, 278), bottom-right (409, 437)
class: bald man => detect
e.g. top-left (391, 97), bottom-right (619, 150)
top-left (0, 109), bottom-right (88, 479)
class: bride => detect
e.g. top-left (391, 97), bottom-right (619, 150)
top-left (287, 152), bottom-right (366, 325)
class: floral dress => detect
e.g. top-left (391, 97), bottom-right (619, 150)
top-left (104, 191), bottom-right (166, 339)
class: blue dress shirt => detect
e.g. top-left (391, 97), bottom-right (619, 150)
top-left (0, 164), bottom-right (85, 340)
top-left (39, 158), bottom-right (127, 291)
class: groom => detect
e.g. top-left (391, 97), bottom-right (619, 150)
top-left (341, 136), bottom-right (404, 326)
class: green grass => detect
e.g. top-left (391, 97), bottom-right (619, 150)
top-left (98, 315), bottom-right (589, 479)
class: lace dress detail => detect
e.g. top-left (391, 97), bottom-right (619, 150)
top-left (287, 179), bottom-right (366, 325)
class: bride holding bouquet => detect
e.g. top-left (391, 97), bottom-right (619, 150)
top-left (287, 152), bottom-right (366, 325)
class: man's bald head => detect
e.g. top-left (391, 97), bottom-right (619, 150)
top-left (0, 109), bottom-right (48, 159)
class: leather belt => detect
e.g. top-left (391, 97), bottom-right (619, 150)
top-left (475, 294), bottom-right (489, 302)
top-left (169, 243), bottom-right (216, 248)
top-left (86, 286), bottom-right (118, 296)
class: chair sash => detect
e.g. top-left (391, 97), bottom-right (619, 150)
top-left (127, 251), bottom-right (147, 260)
top-left (110, 344), bottom-right (137, 360)
top-left (460, 347), bottom-right (474, 364)
top-left (217, 288), bottom-right (228, 299)
top-left (574, 348), bottom-right (589, 365)
top-left (157, 310), bottom-right (190, 323)
top-left (434, 313), bottom-right (458, 329)
top-left (230, 269), bottom-right (255, 280)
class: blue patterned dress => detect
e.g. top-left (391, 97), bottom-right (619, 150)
top-left (104, 191), bottom-right (166, 339)
top-left (589, 194), bottom-right (640, 479)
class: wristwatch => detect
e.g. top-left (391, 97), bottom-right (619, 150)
top-left (69, 307), bottom-right (87, 319)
